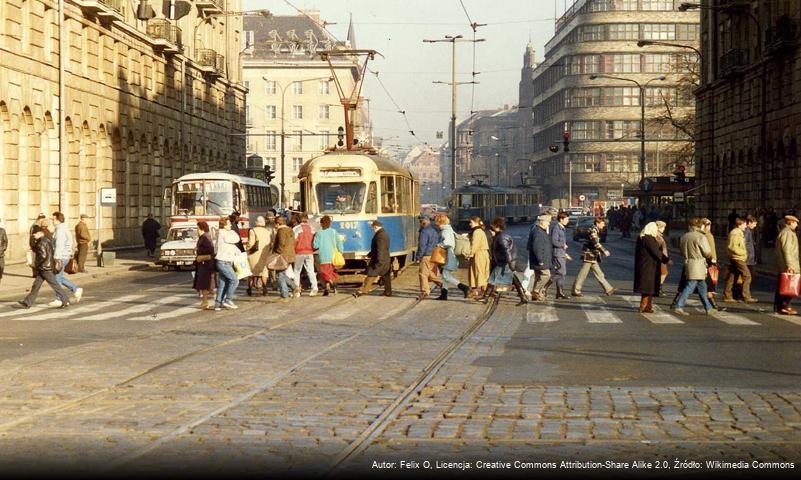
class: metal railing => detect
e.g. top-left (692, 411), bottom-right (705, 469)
top-left (99, 0), bottom-right (124, 14)
top-left (196, 0), bottom-right (225, 11)
top-left (197, 49), bottom-right (218, 69)
top-left (147, 19), bottom-right (182, 46)
top-left (720, 48), bottom-right (748, 77)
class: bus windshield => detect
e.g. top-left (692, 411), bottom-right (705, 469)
top-left (316, 183), bottom-right (366, 214)
top-left (173, 180), bottom-right (237, 216)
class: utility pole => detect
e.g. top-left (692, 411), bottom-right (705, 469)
top-left (425, 35), bottom-right (485, 191)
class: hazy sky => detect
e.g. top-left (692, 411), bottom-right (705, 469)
top-left (243, 0), bottom-right (571, 149)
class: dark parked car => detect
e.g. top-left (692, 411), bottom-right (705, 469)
top-left (573, 217), bottom-right (607, 242)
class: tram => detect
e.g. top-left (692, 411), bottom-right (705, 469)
top-left (169, 172), bottom-right (278, 240)
top-left (450, 182), bottom-right (542, 231)
top-left (298, 151), bottom-right (419, 271)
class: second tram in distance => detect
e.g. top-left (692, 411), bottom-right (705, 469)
top-left (298, 151), bottom-right (419, 272)
top-left (450, 183), bottom-right (542, 231)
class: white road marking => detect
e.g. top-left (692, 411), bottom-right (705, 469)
top-left (127, 303), bottom-right (200, 322)
top-left (685, 300), bottom-right (760, 325)
top-left (0, 305), bottom-right (48, 319)
top-left (526, 302), bottom-right (558, 323)
top-left (14, 294), bottom-right (145, 321)
top-left (78, 294), bottom-right (197, 321)
top-left (619, 295), bottom-right (684, 324)
top-left (770, 314), bottom-right (801, 326)
top-left (582, 304), bottom-right (622, 323)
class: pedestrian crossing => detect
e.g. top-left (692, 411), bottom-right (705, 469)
top-left (518, 294), bottom-right (801, 328)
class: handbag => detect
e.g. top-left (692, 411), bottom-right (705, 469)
top-left (266, 252), bottom-right (289, 271)
top-left (196, 254), bottom-right (213, 263)
top-left (54, 258), bottom-right (64, 274)
top-left (430, 245), bottom-right (447, 265)
top-left (332, 235), bottom-right (345, 269)
top-left (707, 264), bottom-right (719, 287)
top-left (233, 252), bottom-right (252, 280)
top-left (65, 258), bottom-right (79, 275)
top-left (779, 271), bottom-right (801, 297)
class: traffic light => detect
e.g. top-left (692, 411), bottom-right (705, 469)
top-left (264, 166), bottom-right (275, 184)
top-left (674, 164), bottom-right (687, 184)
top-left (562, 131), bottom-right (570, 153)
top-left (337, 126), bottom-right (345, 147)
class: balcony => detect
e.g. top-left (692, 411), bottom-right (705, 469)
top-left (765, 16), bottom-right (799, 56)
top-left (147, 19), bottom-right (182, 54)
top-left (72, 0), bottom-right (125, 22)
top-left (719, 49), bottom-right (748, 78)
top-left (196, 0), bottom-right (225, 14)
top-left (197, 49), bottom-right (225, 77)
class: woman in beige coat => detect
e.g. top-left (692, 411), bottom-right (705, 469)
top-left (775, 216), bottom-right (800, 315)
top-left (467, 216), bottom-right (490, 298)
top-left (246, 216), bottom-right (275, 296)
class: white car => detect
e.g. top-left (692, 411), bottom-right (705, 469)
top-left (157, 224), bottom-right (202, 270)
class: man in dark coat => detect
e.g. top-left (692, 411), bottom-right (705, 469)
top-left (354, 220), bottom-right (392, 297)
top-left (527, 215), bottom-right (554, 301)
top-left (141, 213), bottom-right (161, 258)
top-left (18, 226), bottom-right (70, 309)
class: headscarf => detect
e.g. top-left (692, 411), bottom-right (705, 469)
top-left (640, 221), bottom-right (659, 239)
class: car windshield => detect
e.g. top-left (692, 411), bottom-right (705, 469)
top-left (316, 183), bottom-right (366, 214)
top-left (167, 227), bottom-right (199, 242)
top-left (577, 218), bottom-right (595, 227)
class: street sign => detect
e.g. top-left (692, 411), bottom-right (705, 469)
top-left (100, 188), bottom-right (117, 204)
top-left (673, 192), bottom-right (685, 203)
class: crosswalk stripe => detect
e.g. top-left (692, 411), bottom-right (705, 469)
top-left (0, 305), bottom-right (48, 319)
top-left (26, 294), bottom-right (145, 321)
top-left (77, 294), bottom-right (196, 321)
top-left (582, 305), bottom-right (622, 323)
top-left (685, 300), bottom-right (761, 325)
top-left (127, 303), bottom-right (199, 322)
top-left (526, 302), bottom-right (558, 323)
top-left (770, 314), bottom-right (801, 326)
top-left (619, 295), bottom-right (684, 324)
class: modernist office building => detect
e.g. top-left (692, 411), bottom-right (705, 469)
top-left (529, 0), bottom-right (699, 207)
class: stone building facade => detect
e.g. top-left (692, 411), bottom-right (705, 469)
top-left (242, 11), bottom-right (366, 208)
top-left (696, 0), bottom-right (801, 235)
top-left (528, 0), bottom-right (699, 209)
top-left (402, 145), bottom-right (443, 204)
top-left (0, 0), bottom-right (247, 260)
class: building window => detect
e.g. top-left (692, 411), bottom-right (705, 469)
top-left (609, 54), bottom-right (641, 73)
top-left (319, 130), bottom-right (330, 150)
top-left (265, 105), bottom-right (276, 119)
top-left (265, 131), bottom-right (277, 150)
top-left (642, 0), bottom-right (674, 11)
top-left (579, 25), bottom-right (604, 42)
top-left (292, 81), bottom-right (304, 95)
top-left (265, 80), bottom-right (277, 95)
top-left (265, 157), bottom-right (276, 170)
top-left (292, 131), bottom-right (303, 151)
top-left (292, 105), bottom-right (303, 119)
top-left (319, 80), bottom-right (330, 95)
top-left (293, 157), bottom-right (303, 171)
top-left (642, 23), bottom-right (676, 40)
top-left (244, 30), bottom-right (255, 48)
top-left (319, 105), bottom-right (330, 119)
top-left (604, 87), bottom-right (640, 106)
top-left (607, 24), bottom-right (639, 40)
top-left (605, 120), bottom-right (640, 140)
top-left (643, 53), bottom-right (673, 73)
top-left (676, 24), bottom-right (700, 41)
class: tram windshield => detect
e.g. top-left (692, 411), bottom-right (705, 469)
top-left (173, 180), bottom-right (238, 216)
top-left (316, 183), bottom-right (366, 214)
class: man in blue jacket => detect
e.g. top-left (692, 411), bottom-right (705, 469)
top-left (527, 215), bottom-right (554, 301)
top-left (545, 211), bottom-right (572, 299)
top-left (416, 215), bottom-right (442, 299)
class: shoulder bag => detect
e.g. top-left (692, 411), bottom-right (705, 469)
top-left (266, 252), bottom-right (289, 271)
top-left (331, 233), bottom-right (345, 269)
top-left (430, 245), bottom-right (447, 265)
top-left (65, 258), bottom-right (79, 275)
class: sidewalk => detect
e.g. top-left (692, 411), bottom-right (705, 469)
top-left (0, 252), bottom-right (156, 301)
top-left (620, 230), bottom-right (778, 278)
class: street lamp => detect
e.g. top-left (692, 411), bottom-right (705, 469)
top-left (589, 74), bottom-right (666, 185)
top-left (262, 75), bottom-right (333, 209)
top-left (636, 40), bottom-right (702, 61)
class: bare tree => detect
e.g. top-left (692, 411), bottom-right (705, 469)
top-left (649, 53), bottom-right (699, 170)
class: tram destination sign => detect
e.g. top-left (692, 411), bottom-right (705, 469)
top-left (320, 169), bottom-right (361, 178)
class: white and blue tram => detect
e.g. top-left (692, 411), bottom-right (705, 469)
top-left (450, 183), bottom-right (542, 231)
top-left (298, 151), bottom-right (420, 271)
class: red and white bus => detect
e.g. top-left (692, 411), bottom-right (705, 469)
top-left (169, 172), bottom-right (278, 239)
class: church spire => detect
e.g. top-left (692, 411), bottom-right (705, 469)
top-left (347, 13), bottom-right (356, 48)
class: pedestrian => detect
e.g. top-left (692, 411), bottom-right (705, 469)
top-left (292, 213), bottom-right (318, 296)
top-left (744, 215), bottom-right (759, 293)
top-left (434, 214), bottom-right (469, 300)
top-left (51, 212), bottom-right (83, 307)
top-left (28, 213), bottom-right (47, 278)
top-left (674, 218), bottom-right (716, 315)
top-left (632, 208), bottom-right (643, 232)
top-left (0, 217), bottom-right (7, 286)
top-left (246, 215), bottom-right (274, 297)
top-left (193, 221), bottom-right (216, 310)
top-left (75, 213), bottom-right (91, 273)
top-left (353, 220), bottom-right (392, 297)
top-left (273, 216), bottom-right (298, 301)
top-left (478, 217), bottom-right (528, 305)
top-left (521, 209), bottom-right (555, 299)
top-left (18, 225), bottom-right (71, 309)
top-left (229, 211), bottom-right (245, 252)
top-left (634, 222), bottom-right (671, 313)
top-left (312, 215), bottom-right (344, 296)
top-left (213, 216), bottom-right (241, 310)
top-left (415, 215), bottom-right (442, 299)
top-left (700, 218), bottom-right (720, 310)
top-left (655, 220), bottom-right (670, 289)
top-left (572, 217), bottom-right (615, 297)
top-left (544, 211), bottom-right (571, 300)
top-left (723, 218), bottom-right (756, 303)
top-left (142, 213), bottom-right (161, 258)
top-left (775, 216), bottom-right (800, 315)
top-left (466, 216), bottom-right (490, 299)
top-left (527, 215), bottom-right (553, 302)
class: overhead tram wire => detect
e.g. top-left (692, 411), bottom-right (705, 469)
top-left (281, 0), bottom-right (420, 143)
top-left (457, 0), bottom-right (486, 116)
